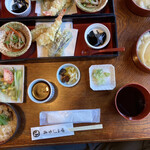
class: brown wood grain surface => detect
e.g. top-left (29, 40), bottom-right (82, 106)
top-left (1, 0), bottom-right (150, 148)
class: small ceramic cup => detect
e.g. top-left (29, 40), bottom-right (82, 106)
top-left (28, 79), bottom-right (55, 103)
top-left (84, 23), bottom-right (111, 50)
top-left (115, 83), bottom-right (150, 121)
top-left (5, 0), bottom-right (31, 17)
top-left (126, 0), bottom-right (150, 17)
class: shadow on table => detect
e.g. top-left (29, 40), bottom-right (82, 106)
top-left (2, 141), bottom-right (150, 150)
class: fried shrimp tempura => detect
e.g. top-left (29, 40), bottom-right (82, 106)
top-left (36, 9), bottom-right (66, 46)
top-left (31, 24), bottom-right (48, 42)
top-left (42, 0), bottom-right (67, 16)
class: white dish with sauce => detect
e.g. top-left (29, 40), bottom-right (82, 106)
top-left (28, 79), bottom-right (55, 103)
top-left (57, 63), bottom-right (80, 87)
top-left (84, 23), bottom-right (111, 49)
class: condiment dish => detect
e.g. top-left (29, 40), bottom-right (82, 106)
top-left (89, 64), bottom-right (116, 91)
top-left (84, 23), bottom-right (111, 50)
top-left (28, 79), bottom-right (55, 103)
top-left (57, 63), bottom-right (80, 87)
top-left (5, 0), bottom-right (31, 17)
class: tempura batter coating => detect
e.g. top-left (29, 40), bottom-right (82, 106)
top-left (31, 24), bottom-right (48, 42)
top-left (42, 0), bottom-right (67, 16)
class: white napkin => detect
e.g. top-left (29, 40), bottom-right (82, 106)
top-left (35, 22), bottom-right (78, 57)
top-left (35, 1), bottom-right (77, 16)
top-left (40, 109), bottom-right (100, 125)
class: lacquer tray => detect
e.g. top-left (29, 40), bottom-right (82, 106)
top-left (0, 15), bottom-right (118, 63)
top-left (0, 0), bottom-right (115, 20)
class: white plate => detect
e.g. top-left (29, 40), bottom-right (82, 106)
top-left (0, 65), bottom-right (24, 103)
top-left (57, 63), bottom-right (80, 87)
top-left (89, 64), bottom-right (116, 91)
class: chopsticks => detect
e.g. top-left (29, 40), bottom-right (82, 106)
top-left (69, 124), bottom-right (103, 132)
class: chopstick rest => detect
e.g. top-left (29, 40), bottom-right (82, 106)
top-left (31, 123), bottom-right (103, 140)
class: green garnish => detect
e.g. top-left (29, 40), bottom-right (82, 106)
top-left (20, 40), bottom-right (24, 44)
top-left (92, 69), bottom-right (110, 85)
top-left (4, 41), bottom-right (10, 46)
top-left (0, 114), bottom-right (10, 125)
top-left (11, 35), bottom-right (19, 43)
top-left (82, 3), bottom-right (87, 7)
top-left (104, 72), bottom-right (111, 77)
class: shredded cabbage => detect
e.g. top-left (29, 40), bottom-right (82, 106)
top-left (92, 69), bottom-right (110, 85)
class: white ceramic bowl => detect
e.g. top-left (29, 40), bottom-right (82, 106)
top-left (57, 63), bottom-right (80, 87)
top-left (84, 23), bottom-right (111, 49)
top-left (28, 79), bottom-right (55, 103)
top-left (5, 0), bottom-right (31, 17)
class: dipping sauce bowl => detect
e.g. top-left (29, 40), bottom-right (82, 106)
top-left (126, 0), bottom-right (150, 17)
top-left (28, 79), bottom-right (55, 103)
top-left (115, 83), bottom-right (150, 121)
top-left (132, 30), bottom-right (150, 73)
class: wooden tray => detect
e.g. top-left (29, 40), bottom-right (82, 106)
top-left (0, 15), bottom-right (118, 63)
top-left (0, 0), bottom-right (115, 19)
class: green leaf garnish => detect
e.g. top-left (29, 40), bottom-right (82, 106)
top-left (0, 114), bottom-right (10, 125)
top-left (4, 41), bottom-right (10, 46)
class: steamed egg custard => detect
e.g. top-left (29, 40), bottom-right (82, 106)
top-left (137, 32), bottom-right (150, 68)
top-left (133, 0), bottom-right (150, 9)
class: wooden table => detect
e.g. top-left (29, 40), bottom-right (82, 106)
top-left (1, 0), bottom-right (150, 149)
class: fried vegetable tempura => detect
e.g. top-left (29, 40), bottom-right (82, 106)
top-left (31, 9), bottom-right (72, 57)
top-left (42, 0), bottom-right (67, 16)
top-left (46, 29), bottom-right (72, 56)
